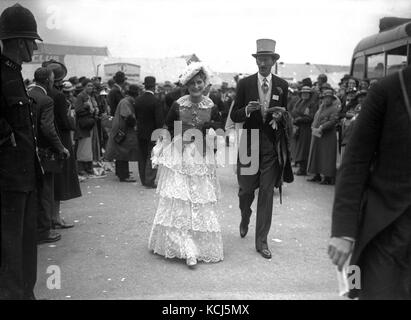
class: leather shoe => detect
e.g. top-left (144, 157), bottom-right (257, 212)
top-left (53, 220), bottom-right (74, 229)
top-left (319, 178), bottom-right (335, 185)
top-left (37, 231), bottom-right (61, 244)
top-left (307, 174), bottom-right (321, 182)
top-left (257, 248), bottom-right (272, 259)
top-left (120, 177), bottom-right (137, 182)
top-left (144, 183), bottom-right (157, 189)
top-left (239, 220), bottom-right (249, 238)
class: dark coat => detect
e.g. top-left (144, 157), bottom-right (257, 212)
top-left (73, 90), bottom-right (97, 140)
top-left (331, 65), bottom-right (411, 298)
top-left (230, 73), bottom-right (294, 186)
top-left (134, 92), bottom-right (164, 140)
top-left (307, 102), bottom-right (339, 177)
top-left (49, 87), bottom-right (81, 201)
top-left (0, 55), bottom-right (42, 192)
top-left (291, 97), bottom-right (318, 163)
top-left (105, 96), bottom-right (140, 162)
top-left (28, 86), bottom-right (65, 154)
top-left (107, 84), bottom-right (124, 116)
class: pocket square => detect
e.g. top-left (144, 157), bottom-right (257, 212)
top-left (272, 95), bottom-right (279, 101)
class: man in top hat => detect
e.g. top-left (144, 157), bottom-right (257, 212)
top-left (230, 39), bottom-right (293, 259)
top-left (108, 71), bottom-right (127, 117)
top-left (0, 3), bottom-right (43, 299)
top-left (134, 76), bottom-right (164, 188)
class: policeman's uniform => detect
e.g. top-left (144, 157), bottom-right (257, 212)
top-left (0, 4), bottom-right (43, 300)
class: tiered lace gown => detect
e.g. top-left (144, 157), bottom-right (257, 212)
top-left (148, 95), bottom-right (224, 263)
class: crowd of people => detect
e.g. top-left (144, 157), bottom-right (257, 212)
top-left (285, 73), bottom-right (373, 185)
top-left (2, 3), bottom-right (410, 301)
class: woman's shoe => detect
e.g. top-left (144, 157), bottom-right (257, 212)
top-left (307, 174), bottom-right (321, 182)
top-left (186, 257), bottom-right (197, 268)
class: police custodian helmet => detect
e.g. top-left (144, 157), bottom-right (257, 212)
top-left (0, 3), bottom-right (42, 41)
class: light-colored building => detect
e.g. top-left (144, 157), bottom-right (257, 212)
top-left (22, 43), bottom-right (110, 81)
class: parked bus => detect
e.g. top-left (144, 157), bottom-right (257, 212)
top-left (350, 18), bottom-right (411, 80)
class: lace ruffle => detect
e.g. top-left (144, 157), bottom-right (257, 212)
top-left (148, 224), bottom-right (224, 263)
top-left (156, 166), bottom-right (220, 203)
top-left (152, 196), bottom-right (221, 232)
top-left (152, 137), bottom-right (221, 175)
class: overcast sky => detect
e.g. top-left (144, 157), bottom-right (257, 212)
top-left (2, 0), bottom-right (411, 73)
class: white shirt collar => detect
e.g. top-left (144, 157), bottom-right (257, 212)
top-left (258, 72), bottom-right (272, 85)
top-left (32, 83), bottom-right (48, 95)
top-left (145, 90), bottom-right (155, 95)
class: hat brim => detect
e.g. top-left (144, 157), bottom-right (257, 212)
top-left (0, 33), bottom-right (43, 41)
top-left (252, 53), bottom-right (280, 60)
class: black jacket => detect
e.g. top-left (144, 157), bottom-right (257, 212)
top-left (28, 85), bottom-right (65, 154)
top-left (331, 66), bottom-right (411, 295)
top-left (0, 55), bottom-right (42, 191)
top-left (107, 84), bottom-right (124, 116)
top-left (134, 92), bottom-right (164, 140)
top-left (230, 73), bottom-right (293, 185)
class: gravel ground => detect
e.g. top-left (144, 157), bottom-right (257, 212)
top-left (35, 162), bottom-right (344, 300)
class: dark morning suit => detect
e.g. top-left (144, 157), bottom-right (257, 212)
top-left (134, 91), bottom-right (164, 186)
top-left (230, 73), bottom-right (293, 251)
top-left (331, 65), bottom-right (411, 299)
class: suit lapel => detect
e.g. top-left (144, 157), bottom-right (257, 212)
top-left (250, 73), bottom-right (259, 102)
top-left (401, 66), bottom-right (411, 121)
top-left (269, 76), bottom-right (282, 108)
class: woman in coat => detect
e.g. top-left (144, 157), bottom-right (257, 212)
top-left (74, 79), bottom-right (101, 176)
top-left (307, 89), bottom-right (339, 185)
top-left (52, 81), bottom-right (82, 228)
top-left (104, 84), bottom-right (140, 182)
top-left (291, 86), bottom-right (318, 175)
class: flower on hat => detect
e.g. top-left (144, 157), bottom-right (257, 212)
top-left (178, 62), bottom-right (212, 86)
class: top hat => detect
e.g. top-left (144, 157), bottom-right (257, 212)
top-left (143, 76), bottom-right (156, 87)
top-left (42, 60), bottom-right (67, 82)
top-left (114, 71), bottom-right (127, 83)
top-left (252, 39), bottom-right (280, 60)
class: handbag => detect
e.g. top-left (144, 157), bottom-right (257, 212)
top-left (114, 129), bottom-right (126, 144)
top-left (38, 147), bottom-right (62, 173)
top-left (78, 115), bottom-right (95, 130)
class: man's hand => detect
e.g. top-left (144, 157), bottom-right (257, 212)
top-left (61, 147), bottom-right (70, 159)
top-left (245, 101), bottom-right (261, 116)
top-left (328, 237), bottom-right (354, 271)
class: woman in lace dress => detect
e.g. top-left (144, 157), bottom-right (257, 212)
top-left (148, 62), bottom-right (224, 268)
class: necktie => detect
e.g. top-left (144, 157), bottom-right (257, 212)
top-left (262, 78), bottom-right (269, 94)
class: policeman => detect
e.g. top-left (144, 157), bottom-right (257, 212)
top-left (0, 3), bottom-right (43, 299)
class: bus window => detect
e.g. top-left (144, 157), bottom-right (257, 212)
top-left (367, 53), bottom-right (385, 79)
top-left (386, 45), bottom-right (408, 75)
top-left (352, 56), bottom-right (365, 79)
